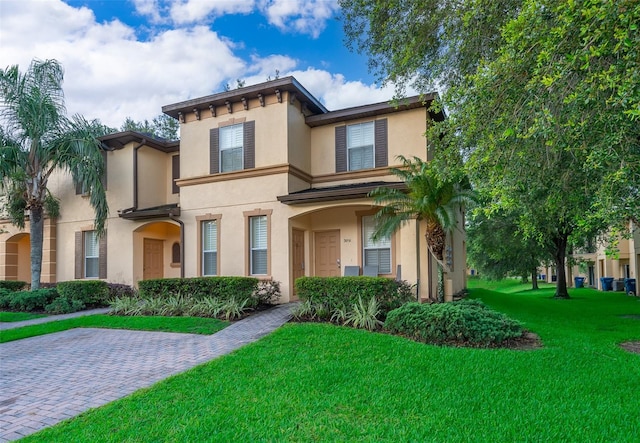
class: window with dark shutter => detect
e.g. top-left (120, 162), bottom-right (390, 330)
top-left (374, 118), bottom-right (388, 168)
top-left (243, 120), bottom-right (255, 169)
top-left (335, 126), bottom-right (347, 172)
top-left (101, 150), bottom-right (108, 190)
top-left (210, 128), bottom-right (219, 174)
top-left (172, 155), bottom-right (180, 194)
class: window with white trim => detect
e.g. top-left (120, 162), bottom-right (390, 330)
top-left (362, 215), bottom-right (391, 274)
top-left (202, 220), bottom-right (218, 276)
top-left (219, 123), bottom-right (244, 172)
top-left (347, 121), bottom-right (374, 171)
top-left (250, 215), bottom-right (268, 275)
top-left (84, 230), bottom-right (99, 278)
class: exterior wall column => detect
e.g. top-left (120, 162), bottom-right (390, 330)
top-left (41, 218), bottom-right (57, 283)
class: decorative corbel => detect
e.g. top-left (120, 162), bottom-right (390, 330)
top-left (241, 97), bottom-right (248, 110)
top-left (193, 108), bottom-right (200, 120)
top-left (258, 93), bottom-right (265, 107)
top-left (275, 89), bottom-right (282, 103)
top-left (209, 104), bottom-right (216, 117)
top-left (289, 93), bottom-right (297, 105)
top-left (225, 100), bottom-right (232, 114)
top-left (178, 112), bottom-right (184, 123)
top-left (301, 101), bottom-right (308, 115)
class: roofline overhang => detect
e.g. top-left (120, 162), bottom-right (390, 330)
top-left (162, 76), bottom-right (328, 120)
top-left (99, 131), bottom-right (179, 153)
top-left (304, 92), bottom-right (443, 127)
top-left (277, 182), bottom-right (407, 205)
top-left (118, 204), bottom-right (180, 221)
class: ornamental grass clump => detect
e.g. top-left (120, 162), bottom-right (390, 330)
top-left (384, 299), bottom-right (524, 347)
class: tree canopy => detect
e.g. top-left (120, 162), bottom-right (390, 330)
top-left (120, 114), bottom-right (179, 140)
top-left (0, 59), bottom-right (108, 288)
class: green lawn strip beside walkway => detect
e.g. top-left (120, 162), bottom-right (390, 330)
top-left (0, 311), bottom-right (47, 322)
top-left (0, 315), bottom-right (228, 343)
top-left (22, 285), bottom-right (640, 442)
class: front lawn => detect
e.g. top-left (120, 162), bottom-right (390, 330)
top-left (22, 284), bottom-right (640, 442)
top-left (0, 311), bottom-right (47, 322)
top-left (0, 315), bottom-right (228, 343)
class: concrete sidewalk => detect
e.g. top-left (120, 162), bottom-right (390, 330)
top-left (0, 304), bottom-right (293, 442)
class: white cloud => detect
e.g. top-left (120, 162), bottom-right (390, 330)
top-left (0, 0), bottom-right (405, 129)
top-left (260, 0), bottom-right (339, 38)
top-left (169, 0), bottom-right (255, 25)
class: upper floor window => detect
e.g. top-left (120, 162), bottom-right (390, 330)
top-left (210, 121), bottom-right (255, 174)
top-left (335, 119), bottom-right (387, 173)
top-left (347, 122), bottom-right (374, 171)
top-left (362, 215), bottom-right (391, 274)
top-left (220, 123), bottom-right (244, 172)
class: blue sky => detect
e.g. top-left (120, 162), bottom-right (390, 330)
top-left (0, 0), bottom-right (407, 127)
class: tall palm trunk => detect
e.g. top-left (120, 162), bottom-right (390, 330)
top-left (30, 205), bottom-right (44, 290)
top-left (425, 220), bottom-right (446, 261)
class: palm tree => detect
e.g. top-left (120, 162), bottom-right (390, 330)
top-left (369, 155), bottom-right (475, 301)
top-left (0, 59), bottom-right (108, 289)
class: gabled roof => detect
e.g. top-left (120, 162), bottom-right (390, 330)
top-left (99, 131), bottom-right (179, 153)
top-left (162, 76), bottom-right (328, 119)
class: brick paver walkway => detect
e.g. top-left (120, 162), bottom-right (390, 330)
top-left (0, 305), bottom-right (292, 442)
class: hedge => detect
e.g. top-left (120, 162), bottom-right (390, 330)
top-left (294, 276), bottom-right (414, 316)
top-left (138, 277), bottom-right (260, 306)
top-left (0, 288), bottom-right (59, 312)
top-left (57, 280), bottom-right (110, 307)
top-left (0, 280), bottom-right (28, 292)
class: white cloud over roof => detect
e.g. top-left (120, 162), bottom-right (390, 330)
top-left (0, 0), bottom-right (408, 128)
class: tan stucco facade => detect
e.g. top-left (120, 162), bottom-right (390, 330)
top-left (0, 77), bottom-right (468, 301)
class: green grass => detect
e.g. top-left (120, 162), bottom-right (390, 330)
top-left (21, 283), bottom-right (640, 442)
top-left (0, 315), bottom-right (228, 343)
top-left (0, 311), bottom-right (47, 322)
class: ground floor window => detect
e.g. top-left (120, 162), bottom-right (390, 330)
top-left (202, 220), bottom-right (218, 276)
top-left (250, 215), bottom-right (268, 275)
top-left (362, 215), bottom-right (391, 274)
top-left (84, 230), bottom-right (99, 278)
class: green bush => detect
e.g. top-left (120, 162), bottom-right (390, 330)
top-left (45, 297), bottom-right (86, 314)
top-left (7, 289), bottom-right (59, 312)
top-left (295, 276), bottom-right (414, 317)
top-left (56, 281), bottom-right (109, 307)
top-left (0, 288), bottom-right (13, 308)
top-left (107, 283), bottom-right (137, 299)
top-left (0, 280), bottom-right (28, 292)
top-left (384, 299), bottom-right (525, 347)
top-left (138, 277), bottom-right (259, 306)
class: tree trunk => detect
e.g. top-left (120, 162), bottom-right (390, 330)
top-left (531, 268), bottom-right (539, 290)
top-left (425, 221), bottom-right (446, 261)
top-left (553, 235), bottom-right (570, 299)
top-left (30, 205), bottom-right (44, 290)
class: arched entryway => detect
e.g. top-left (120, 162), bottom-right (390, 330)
top-left (2, 233), bottom-right (30, 282)
top-left (133, 221), bottom-right (181, 282)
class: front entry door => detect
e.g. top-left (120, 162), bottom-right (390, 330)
top-left (292, 229), bottom-right (305, 297)
top-left (143, 238), bottom-right (164, 280)
top-left (315, 230), bottom-right (340, 277)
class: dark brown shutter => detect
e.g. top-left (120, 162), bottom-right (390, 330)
top-left (374, 118), bottom-right (388, 168)
top-left (243, 121), bottom-right (255, 169)
top-left (75, 180), bottom-right (83, 195)
top-left (101, 150), bottom-right (108, 190)
top-left (335, 126), bottom-right (347, 172)
top-left (75, 231), bottom-right (83, 279)
top-left (99, 231), bottom-right (107, 279)
top-left (172, 155), bottom-right (180, 194)
top-left (210, 128), bottom-right (219, 174)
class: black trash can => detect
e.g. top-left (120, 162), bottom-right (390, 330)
top-left (624, 278), bottom-right (636, 296)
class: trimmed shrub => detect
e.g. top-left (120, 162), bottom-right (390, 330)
top-left (384, 299), bottom-right (525, 347)
top-left (0, 289), bottom-right (12, 308)
top-left (295, 276), bottom-right (414, 317)
top-left (56, 281), bottom-right (110, 307)
top-left (138, 277), bottom-right (259, 306)
top-left (0, 280), bottom-right (28, 292)
top-left (45, 297), bottom-right (86, 314)
top-left (107, 283), bottom-right (137, 299)
top-left (7, 289), bottom-right (59, 312)
top-left (252, 280), bottom-right (282, 305)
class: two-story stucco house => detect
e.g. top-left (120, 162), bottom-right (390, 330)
top-left (0, 77), bottom-right (467, 302)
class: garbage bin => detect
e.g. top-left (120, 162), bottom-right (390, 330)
top-left (551, 275), bottom-right (557, 282)
top-left (624, 278), bottom-right (636, 296)
top-left (600, 277), bottom-right (614, 291)
top-left (574, 277), bottom-right (585, 288)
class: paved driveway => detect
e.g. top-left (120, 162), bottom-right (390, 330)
top-left (0, 305), bottom-right (292, 442)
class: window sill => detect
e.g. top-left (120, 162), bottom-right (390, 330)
top-left (170, 263), bottom-right (181, 268)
